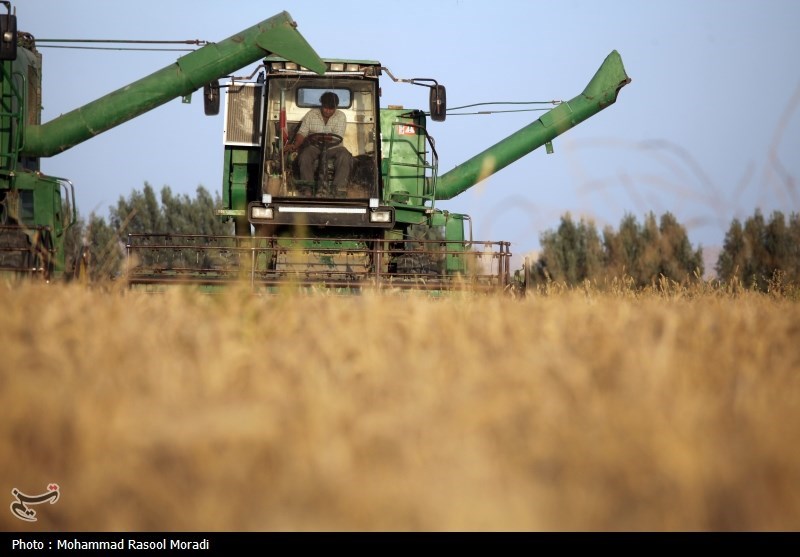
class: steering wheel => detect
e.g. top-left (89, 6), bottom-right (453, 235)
top-left (306, 133), bottom-right (343, 149)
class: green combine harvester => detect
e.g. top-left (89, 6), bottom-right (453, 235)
top-left (0, 1), bottom-right (630, 292)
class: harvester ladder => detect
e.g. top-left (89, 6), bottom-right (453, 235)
top-left (0, 62), bottom-right (25, 171)
top-left (384, 120), bottom-right (438, 209)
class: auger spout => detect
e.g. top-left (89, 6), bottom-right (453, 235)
top-left (434, 50), bottom-right (630, 200)
top-left (21, 11), bottom-right (324, 158)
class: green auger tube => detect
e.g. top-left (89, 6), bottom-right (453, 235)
top-left (434, 50), bottom-right (630, 201)
top-left (21, 11), bottom-right (324, 158)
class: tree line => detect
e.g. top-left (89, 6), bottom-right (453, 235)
top-left (524, 209), bottom-right (800, 291)
top-left (715, 210), bottom-right (800, 291)
top-left (65, 183), bottom-right (231, 282)
top-left (67, 184), bottom-right (800, 291)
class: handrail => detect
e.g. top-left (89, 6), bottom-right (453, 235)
top-left (125, 232), bottom-right (511, 290)
top-left (0, 63), bottom-right (26, 170)
top-left (384, 119), bottom-right (438, 210)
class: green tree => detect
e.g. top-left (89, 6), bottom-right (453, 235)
top-left (717, 210), bottom-right (800, 290)
top-left (110, 182), bottom-right (165, 236)
top-left (72, 183), bottom-right (232, 280)
top-left (65, 213), bottom-right (125, 282)
top-left (529, 211), bottom-right (702, 288)
top-left (604, 213), bottom-right (646, 282)
top-left (656, 211), bottom-right (704, 281)
top-left (160, 185), bottom-right (231, 236)
top-left (716, 217), bottom-right (746, 283)
top-left (86, 213), bottom-right (125, 281)
top-left (602, 212), bottom-right (702, 287)
top-left (790, 213), bottom-right (800, 281)
top-left (532, 213), bottom-right (603, 284)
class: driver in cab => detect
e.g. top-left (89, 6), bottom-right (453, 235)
top-left (286, 91), bottom-right (352, 192)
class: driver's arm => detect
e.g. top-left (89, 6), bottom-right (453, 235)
top-left (287, 132), bottom-right (305, 152)
top-left (287, 112), bottom-right (311, 152)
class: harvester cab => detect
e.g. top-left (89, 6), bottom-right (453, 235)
top-left (249, 59), bottom-right (389, 223)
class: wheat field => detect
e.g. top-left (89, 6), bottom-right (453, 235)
top-left (1, 280), bottom-right (798, 531)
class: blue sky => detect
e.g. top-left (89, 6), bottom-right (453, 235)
top-left (22, 0), bottom-right (800, 269)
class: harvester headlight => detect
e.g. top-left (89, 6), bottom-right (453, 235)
top-left (251, 206), bottom-right (274, 220)
top-left (370, 210), bottom-right (391, 223)
top-left (345, 63), bottom-right (360, 72)
top-left (284, 62), bottom-right (298, 70)
top-left (328, 62), bottom-right (345, 72)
